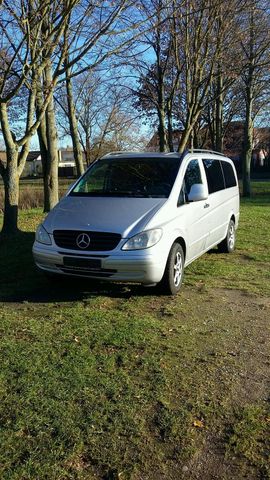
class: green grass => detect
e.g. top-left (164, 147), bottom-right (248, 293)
top-left (0, 182), bottom-right (269, 479)
top-left (187, 197), bottom-right (270, 295)
top-left (227, 405), bottom-right (270, 473)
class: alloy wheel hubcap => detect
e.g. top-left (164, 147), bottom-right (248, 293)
top-left (173, 252), bottom-right (182, 287)
top-left (228, 225), bottom-right (235, 249)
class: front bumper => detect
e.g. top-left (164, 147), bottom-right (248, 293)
top-left (32, 241), bottom-right (166, 284)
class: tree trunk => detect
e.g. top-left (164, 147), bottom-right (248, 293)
top-left (65, 60), bottom-right (85, 176)
top-left (43, 63), bottom-right (59, 212)
top-left (37, 119), bottom-right (51, 212)
top-left (2, 150), bottom-right (19, 235)
top-left (178, 126), bottom-right (192, 154)
top-left (167, 103), bottom-right (174, 152)
top-left (0, 78), bottom-right (35, 235)
top-left (209, 110), bottom-right (216, 151)
top-left (156, 8), bottom-right (167, 154)
top-left (36, 78), bottom-right (50, 212)
top-left (242, 10), bottom-right (255, 199)
top-left (178, 106), bottom-right (201, 153)
top-left (85, 135), bottom-right (91, 166)
top-left (215, 70), bottom-right (224, 152)
top-left (158, 107), bottom-right (167, 152)
top-left (0, 103), bottom-right (20, 235)
top-left (242, 87), bottom-right (253, 197)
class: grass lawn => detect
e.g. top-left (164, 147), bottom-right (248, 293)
top-left (0, 182), bottom-right (269, 479)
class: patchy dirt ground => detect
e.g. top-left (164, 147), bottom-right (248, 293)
top-left (1, 280), bottom-right (269, 480)
top-left (127, 284), bottom-right (270, 480)
top-left (176, 287), bottom-right (270, 480)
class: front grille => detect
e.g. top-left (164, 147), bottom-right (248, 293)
top-left (53, 230), bottom-right (121, 251)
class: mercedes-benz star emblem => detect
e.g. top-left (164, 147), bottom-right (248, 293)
top-left (76, 233), bottom-right (91, 249)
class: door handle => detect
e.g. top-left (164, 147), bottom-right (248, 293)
top-left (204, 203), bottom-right (210, 208)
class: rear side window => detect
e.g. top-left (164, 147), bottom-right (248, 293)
top-left (203, 159), bottom-right (225, 194)
top-left (221, 161), bottom-right (237, 188)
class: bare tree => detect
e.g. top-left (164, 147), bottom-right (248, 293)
top-left (204, 81), bottom-right (244, 151)
top-left (133, 0), bottom-right (182, 152)
top-left (240, 0), bottom-right (270, 196)
top-left (0, 0), bottom-right (144, 232)
top-left (64, 55), bottom-right (85, 176)
top-left (176, 0), bottom-right (244, 152)
top-left (56, 72), bottom-right (144, 163)
top-left (0, 0), bottom-right (75, 233)
top-left (132, 0), bottom-right (246, 153)
top-left (34, 1), bottom-right (136, 212)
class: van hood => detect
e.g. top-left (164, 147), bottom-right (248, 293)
top-left (43, 195), bottom-right (167, 238)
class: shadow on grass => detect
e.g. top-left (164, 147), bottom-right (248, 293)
top-left (0, 231), bottom-right (152, 303)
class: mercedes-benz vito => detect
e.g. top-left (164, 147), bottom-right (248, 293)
top-left (33, 150), bottom-right (240, 294)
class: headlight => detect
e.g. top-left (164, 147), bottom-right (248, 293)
top-left (122, 229), bottom-right (162, 250)
top-left (35, 224), bottom-right (52, 245)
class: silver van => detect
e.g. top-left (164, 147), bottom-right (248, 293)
top-left (33, 150), bottom-right (240, 294)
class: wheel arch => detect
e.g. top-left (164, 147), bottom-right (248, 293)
top-left (159, 237), bottom-right (186, 295)
top-left (172, 236), bottom-right (186, 260)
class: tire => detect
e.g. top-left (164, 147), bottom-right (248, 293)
top-left (218, 219), bottom-right (236, 253)
top-left (159, 243), bottom-right (185, 295)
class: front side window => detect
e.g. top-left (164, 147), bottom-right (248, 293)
top-left (178, 159), bottom-right (202, 204)
top-left (70, 157), bottom-right (182, 198)
top-left (203, 159), bottom-right (225, 194)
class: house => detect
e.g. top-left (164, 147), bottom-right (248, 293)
top-left (21, 147), bottom-right (84, 177)
top-left (147, 130), bottom-right (182, 152)
top-left (58, 147), bottom-right (77, 177)
top-left (222, 122), bottom-right (270, 167)
top-left (0, 150), bottom-right (42, 176)
top-left (147, 122), bottom-right (270, 170)
top-left (23, 151), bottom-right (42, 176)
top-left (1, 148), bottom-right (83, 177)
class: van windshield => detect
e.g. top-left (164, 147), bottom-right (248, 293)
top-left (70, 156), bottom-right (181, 198)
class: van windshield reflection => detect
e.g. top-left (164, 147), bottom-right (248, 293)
top-left (70, 157), bottom-right (181, 198)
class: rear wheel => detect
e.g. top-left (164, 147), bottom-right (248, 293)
top-left (159, 243), bottom-right (184, 295)
top-left (218, 219), bottom-right (236, 253)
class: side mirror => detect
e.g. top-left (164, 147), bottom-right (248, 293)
top-left (188, 183), bottom-right (208, 202)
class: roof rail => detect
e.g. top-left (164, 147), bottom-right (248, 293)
top-left (189, 149), bottom-right (224, 157)
top-left (101, 151), bottom-right (140, 158)
top-left (100, 151), bottom-right (186, 160)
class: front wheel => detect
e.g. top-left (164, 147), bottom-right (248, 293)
top-left (218, 219), bottom-right (236, 253)
top-left (159, 243), bottom-right (185, 295)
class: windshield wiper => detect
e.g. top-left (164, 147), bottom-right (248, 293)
top-left (102, 191), bottom-right (153, 197)
top-left (70, 190), bottom-right (154, 197)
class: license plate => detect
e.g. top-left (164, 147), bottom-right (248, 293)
top-left (63, 257), bottom-right (101, 270)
